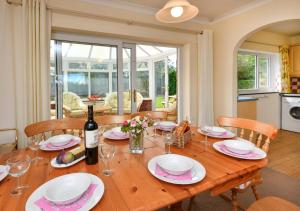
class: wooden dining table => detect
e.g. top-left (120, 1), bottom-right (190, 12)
top-left (0, 127), bottom-right (267, 211)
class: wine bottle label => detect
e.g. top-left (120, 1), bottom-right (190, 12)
top-left (85, 130), bottom-right (99, 148)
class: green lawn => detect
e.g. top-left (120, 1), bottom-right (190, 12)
top-left (155, 96), bottom-right (164, 108)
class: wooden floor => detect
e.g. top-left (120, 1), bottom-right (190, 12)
top-left (268, 129), bottom-right (300, 180)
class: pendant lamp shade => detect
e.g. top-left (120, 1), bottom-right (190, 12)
top-left (155, 0), bottom-right (199, 23)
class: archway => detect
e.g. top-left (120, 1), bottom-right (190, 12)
top-left (232, 19), bottom-right (300, 115)
top-left (212, 0), bottom-right (300, 119)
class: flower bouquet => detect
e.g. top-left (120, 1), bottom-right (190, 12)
top-left (121, 116), bottom-right (153, 154)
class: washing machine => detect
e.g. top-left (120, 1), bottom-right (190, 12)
top-left (282, 95), bottom-right (300, 133)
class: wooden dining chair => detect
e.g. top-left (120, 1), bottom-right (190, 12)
top-left (247, 196), bottom-right (300, 211)
top-left (131, 111), bottom-right (168, 121)
top-left (24, 118), bottom-right (86, 139)
top-left (0, 128), bottom-right (18, 154)
top-left (217, 116), bottom-right (278, 211)
top-left (94, 114), bottom-right (131, 126)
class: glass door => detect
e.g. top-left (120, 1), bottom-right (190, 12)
top-left (154, 59), bottom-right (169, 109)
top-left (51, 41), bottom-right (121, 118)
top-left (122, 44), bottom-right (137, 114)
top-left (50, 38), bottom-right (178, 120)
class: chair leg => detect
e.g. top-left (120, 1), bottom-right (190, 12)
top-left (251, 185), bottom-right (259, 200)
top-left (231, 189), bottom-right (238, 211)
top-left (188, 196), bottom-right (195, 211)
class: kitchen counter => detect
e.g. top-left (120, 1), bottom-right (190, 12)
top-left (237, 96), bottom-right (258, 102)
top-left (280, 93), bottom-right (300, 97)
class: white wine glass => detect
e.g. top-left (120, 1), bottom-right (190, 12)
top-left (98, 126), bottom-right (106, 144)
top-left (27, 137), bottom-right (43, 162)
top-left (162, 131), bottom-right (175, 154)
top-left (151, 117), bottom-right (161, 138)
top-left (99, 144), bottom-right (115, 176)
top-left (6, 153), bottom-right (31, 196)
top-left (199, 127), bottom-right (210, 151)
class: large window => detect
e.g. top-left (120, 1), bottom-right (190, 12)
top-left (50, 39), bottom-right (178, 118)
top-left (238, 51), bottom-right (271, 90)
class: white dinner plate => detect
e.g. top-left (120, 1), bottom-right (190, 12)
top-left (40, 135), bottom-right (81, 151)
top-left (0, 165), bottom-right (10, 182)
top-left (213, 141), bottom-right (267, 160)
top-left (25, 173), bottom-right (104, 211)
top-left (50, 156), bottom-right (86, 168)
top-left (103, 129), bottom-right (129, 140)
top-left (156, 121), bottom-right (177, 127)
top-left (148, 154), bottom-right (206, 185)
top-left (197, 128), bottom-right (235, 139)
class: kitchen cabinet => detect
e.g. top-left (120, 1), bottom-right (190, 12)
top-left (252, 93), bottom-right (280, 128)
top-left (237, 101), bottom-right (257, 120)
top-left (289, 45), bottom-right (300, 77)
top-left (238, 93), bottom-right (280, 128)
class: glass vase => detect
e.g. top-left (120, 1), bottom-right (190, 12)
top-left (129, 131), bottom-right (144, 154)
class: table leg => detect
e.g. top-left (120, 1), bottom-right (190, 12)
top-left (170, 202), bottom-right (183, 211)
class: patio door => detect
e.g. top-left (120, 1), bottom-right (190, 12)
top-left (50, 39), bottom-right (137, 118)
top-left (50, 34), bottom-right (178, 120)
top-left (122, 44), bottom-right (138, 114)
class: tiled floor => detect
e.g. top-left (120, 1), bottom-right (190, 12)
top-left (268, 129), bottom-right (300, 180)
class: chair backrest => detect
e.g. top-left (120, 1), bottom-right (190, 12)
top-left (24, 118), bottom-right (85, 139)
top-left (131, 111), bottom-right (168, 121)
top-left (104, 92), bottom-right (143, 110)
top-left (0, 128), bottom-right (18, 149)
top-left (63, 92), bottom-right (85, 110)
top-left (95, 115), bottom-right (131, 126)
top-left (217, 116), bottom-right (278, 153)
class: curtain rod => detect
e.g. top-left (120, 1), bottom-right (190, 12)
top-left (49, 7), bottom-right (204, 35)
top-left (5, 0), bottom-right (204, 35)
top-left (6, 0), bottom-right (22, 6)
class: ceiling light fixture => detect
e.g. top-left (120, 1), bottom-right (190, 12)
top-left (155, 0), bottom-right (199, 23)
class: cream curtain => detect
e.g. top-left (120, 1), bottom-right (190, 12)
top-left (0, 1), bottom-right (21, 145)
top-left (23, 0), bottom-right (50, 123)
top-left (279, 45), bottom-right (291, 93)
top-left (197, 30), bottom-right (214, 127)
top-left (0, 0), bottom-right (50, 148)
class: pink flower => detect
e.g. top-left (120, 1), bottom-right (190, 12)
top-left (123, 120), bottom-right (129, 126)
top-left (130, 121), bottom-right (137, 127)
top-left (142, 121), bottom-right (148, 128)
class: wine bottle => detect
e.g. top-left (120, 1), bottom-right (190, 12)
top-left (84, 105), bottom-right (99, 165)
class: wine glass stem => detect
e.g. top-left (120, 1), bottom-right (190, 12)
top-left (166, 144), bottom-right (171, 154)
top-left (205, 135), bottom-right (208, 151)
top-left (16, 176), bottom-right (21, 189)
top-left (104, 160), bottom-right (110, 171)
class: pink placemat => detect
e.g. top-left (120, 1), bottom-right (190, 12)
top-left (219, 144), bottom-right (260, 159)
top-left (34, 183), bottom-right (97, 211)
top-left (155, 164), bottom-right (193, 180)
top-left (45, 139), bottom-right (78, 150)
top-left (208, 131), bottom-right (227, 137)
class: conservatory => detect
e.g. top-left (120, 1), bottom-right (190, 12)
top-left (50, 41), bottom-right (177, 120)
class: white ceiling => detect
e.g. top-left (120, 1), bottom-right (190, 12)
top-left (264, 20), bottom-right (300, 36)
top-left (84, 0), bottom-right (271, 23)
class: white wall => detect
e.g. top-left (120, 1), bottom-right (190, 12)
top-left (211, 0), bottom-right (300, 119)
